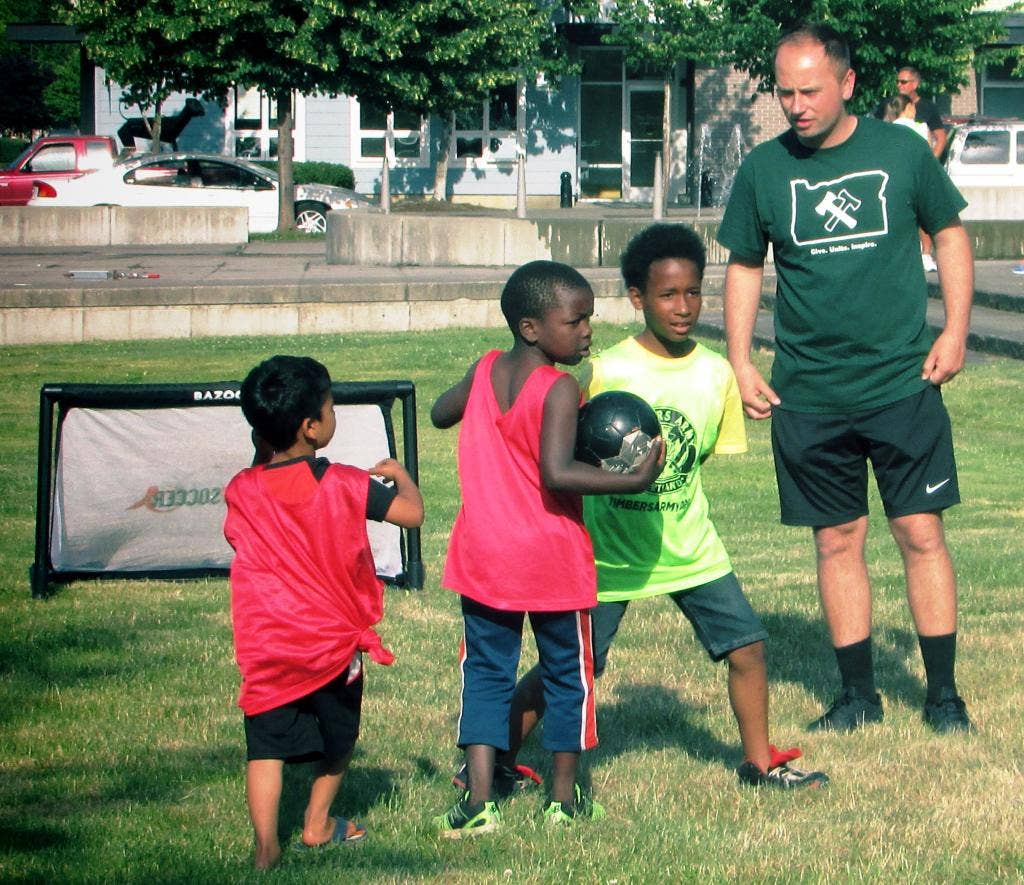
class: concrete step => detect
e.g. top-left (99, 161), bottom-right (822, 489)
top-left (696, 299), bottom-right (1022, 363)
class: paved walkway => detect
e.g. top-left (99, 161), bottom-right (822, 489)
top-left (1, 241), bottom-right (1022, 358)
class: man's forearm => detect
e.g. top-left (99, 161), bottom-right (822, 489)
top-left (933, 223), bottom-right (973, 339)
top-left (724, 258), bottom-right (766, 368)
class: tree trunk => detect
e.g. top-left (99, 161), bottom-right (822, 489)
top-left (276, 90), bottom-right (295, 233)
top-left (148, 100), bottom-right (162, 153)
top-left (432, 111), bottom-right (454, 201)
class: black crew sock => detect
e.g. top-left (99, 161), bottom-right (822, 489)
top-left (918, 632), bottom-right (957, 702)
top-left (834, 637), bottom-right (876, 697)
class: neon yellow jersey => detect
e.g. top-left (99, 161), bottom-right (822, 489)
top-left (582, 338), bottom-right (747, 601)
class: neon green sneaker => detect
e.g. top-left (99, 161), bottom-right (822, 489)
top-left (434, 792), bottom-right (500, 839)
top-left (542, 784), bottom-right (605, 826)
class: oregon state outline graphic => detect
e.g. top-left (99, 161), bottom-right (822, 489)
top-left (790, 171), bottom-right (889, 247)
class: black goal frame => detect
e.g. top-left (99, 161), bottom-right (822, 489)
top-left (31, 379), bottom-right (423, 598)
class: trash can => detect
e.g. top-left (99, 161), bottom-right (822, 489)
top-left (560, 171), bottom-right (573, 208)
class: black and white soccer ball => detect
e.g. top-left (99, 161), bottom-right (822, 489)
top-left (575, 390), bottom-right (660, 473)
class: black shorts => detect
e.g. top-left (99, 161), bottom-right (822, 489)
top-left (771, 386), bottom-right (960, 527)
top-left (244, 670), bottom-right (363, 763)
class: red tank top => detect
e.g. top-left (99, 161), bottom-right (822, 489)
top-left (442, 350), bottom-right (596, 611)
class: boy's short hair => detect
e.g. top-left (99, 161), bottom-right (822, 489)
top-left (500, 260), bottom-right (592, 334)
top-left (240, 355), bottom-right (332, 451)
top-left (620, 223), bottom-right (706, 291)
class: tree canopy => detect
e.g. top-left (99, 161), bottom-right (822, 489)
top-left (723, 0), bottom-right (1015, 112)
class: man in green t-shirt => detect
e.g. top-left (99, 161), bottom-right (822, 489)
top-left (717, 23), bottom-right (974, 735)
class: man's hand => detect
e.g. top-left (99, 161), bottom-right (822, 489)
top-left (734, 362), bottom-right (781, 419)
top-left (921, 330), bottom-right (966, 385)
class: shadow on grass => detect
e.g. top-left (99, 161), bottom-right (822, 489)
top-left (278, 762), bottom-right (395, 843)
top-left (590, 683), bottom-right (736, 771)
top-left (761, 611), bottom-right (926, 708)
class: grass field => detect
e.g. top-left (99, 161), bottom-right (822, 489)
top-left (1, 328), bottom-right (1022, 883)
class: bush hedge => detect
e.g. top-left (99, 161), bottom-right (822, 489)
top-left (0, 138), bottom-right (30, 166)
top-left (254, 160), bottom-right (355, 190)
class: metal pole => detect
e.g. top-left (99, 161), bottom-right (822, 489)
top-left (381, 155), bottom-right (391, 215)
top-left (516, 152), bottom-right (527, 219)
top-left (652, 152), bottom-right (664, 221)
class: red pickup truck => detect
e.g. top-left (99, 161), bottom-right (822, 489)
top-left (0, 135), bottom-right (117, 206)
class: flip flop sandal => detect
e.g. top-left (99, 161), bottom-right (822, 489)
top-left (293, 816), bottom-right (367, 850)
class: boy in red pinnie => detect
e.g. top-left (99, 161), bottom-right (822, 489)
top-left (225, 355), bottom-right (423, 869)
top-left (431, 261), bottom-right (664, 837)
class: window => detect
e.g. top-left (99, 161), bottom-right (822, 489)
top-left (83, 142), bottom-right (114, 170)
top-left (961, 129), bottom-right (1010, 164)
top-left (232, 86), bottom-right (280, 159)
top-left (453, 83), bottom-right (519, 162)
top-left (27, 144), bottom-right (76, 173)
top-left (357, 100), bottom-right (426, 164)
top-left (126, 159), bottom-right (274, 190)
top-left (980, 58), bottom-right (1024, 118)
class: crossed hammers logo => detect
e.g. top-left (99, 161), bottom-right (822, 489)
top-left (815, 189), bottom-right (862, 232)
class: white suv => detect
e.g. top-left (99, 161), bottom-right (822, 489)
top-left (945, 120), bottom-right (1024, 184)
top-left (944, 120), bottom-right (1024, 218)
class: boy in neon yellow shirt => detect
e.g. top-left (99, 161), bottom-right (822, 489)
top-left (484, 224), bottom-right (828, 790)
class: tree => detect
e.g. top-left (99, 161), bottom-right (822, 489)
top-left (723, 0), bottom-right (1013, 114)
top-left (66, 0), bottom-right (228, 149)
top-left (0, 0), bottom-right (79, 134)
top-left (604, 0), bottom-right (728, 209)
top-left (353, 0), bottom-right (577, 201)
top-left (206, 1), bottom-right (397, 229)
top-left (0, 54), bottom-right (54, 133)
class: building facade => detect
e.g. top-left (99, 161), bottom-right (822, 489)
top-left (85, 16), bottom-right (1022, 208)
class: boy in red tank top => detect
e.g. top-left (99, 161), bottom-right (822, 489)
top-left (225, 355), bottom-right (423, 869)
top-left (431, 261), bottom-right (664, 837)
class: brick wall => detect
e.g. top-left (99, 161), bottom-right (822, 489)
top-left (694, 66), bottom-right (787, 150)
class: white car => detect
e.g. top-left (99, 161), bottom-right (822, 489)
top-left (28, 152), bottom-right (371, 233)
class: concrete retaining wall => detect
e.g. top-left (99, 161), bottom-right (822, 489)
top-left (0, 275), bottom-right (639, 345)
top-left (958, 188), bottom-right (1024, 223)
top-left (0, 207), bottom-right (249, 247)
top-left (328, 212), bottom-right (1023, 266)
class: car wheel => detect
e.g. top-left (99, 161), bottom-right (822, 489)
top-left (295, 201), bottom-right (328, 234)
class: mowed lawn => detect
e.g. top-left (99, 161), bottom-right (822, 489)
top-left (0, 328), bottom-right (1021, 884)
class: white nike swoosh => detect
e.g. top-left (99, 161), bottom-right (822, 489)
top-left (926, 479), bottom-right (951, 494)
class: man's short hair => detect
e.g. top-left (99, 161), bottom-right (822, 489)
top-left (240, 355), bottom-right (332, 451)
top-left (500, 260), bottom-right (592, 334)
top-left (776, 22), bottom-right (850, 74)
top-left (620, 223), bottom-right (706, 291)
top-left (898, 65), bottom-right (921, 79)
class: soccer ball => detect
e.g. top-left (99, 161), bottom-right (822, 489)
top-left (575, 390), bottom-right (660, 473)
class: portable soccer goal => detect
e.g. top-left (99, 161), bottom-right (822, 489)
top-left (31, 379), bottom-right (423, 598)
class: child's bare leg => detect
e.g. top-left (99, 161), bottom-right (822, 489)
top-left (464, 743), bottom-right (495, 805)
top-left (246, 759), bottom-right (284, 869)
top-left (726, 641), bottom-right (771, 772)
top-left (550, 750), bottom-right (579, 806)
top-left (302, 752), bottom-right (354, 845)
top-left (496, 665), bottom-right (546, 768)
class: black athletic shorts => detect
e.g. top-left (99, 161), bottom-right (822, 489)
top-left (244, 668), bottom-right (363, 763)
top-left (771, 386), bottom-right (960, 527)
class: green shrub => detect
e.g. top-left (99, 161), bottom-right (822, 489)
top-left (0, 137), bottom-right (30, 165)
top-left (253, 160), bottom-right (355, 189)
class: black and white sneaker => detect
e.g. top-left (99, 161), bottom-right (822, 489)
top-left (451, 762), bottom-right (542, 797)
top-left (737, 760), bottom-right (829, 790)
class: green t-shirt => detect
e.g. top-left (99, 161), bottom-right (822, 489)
top-left (582, 338), bottom-right (747, 601)
top-left (717, 116), bottom-right (967, 413)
